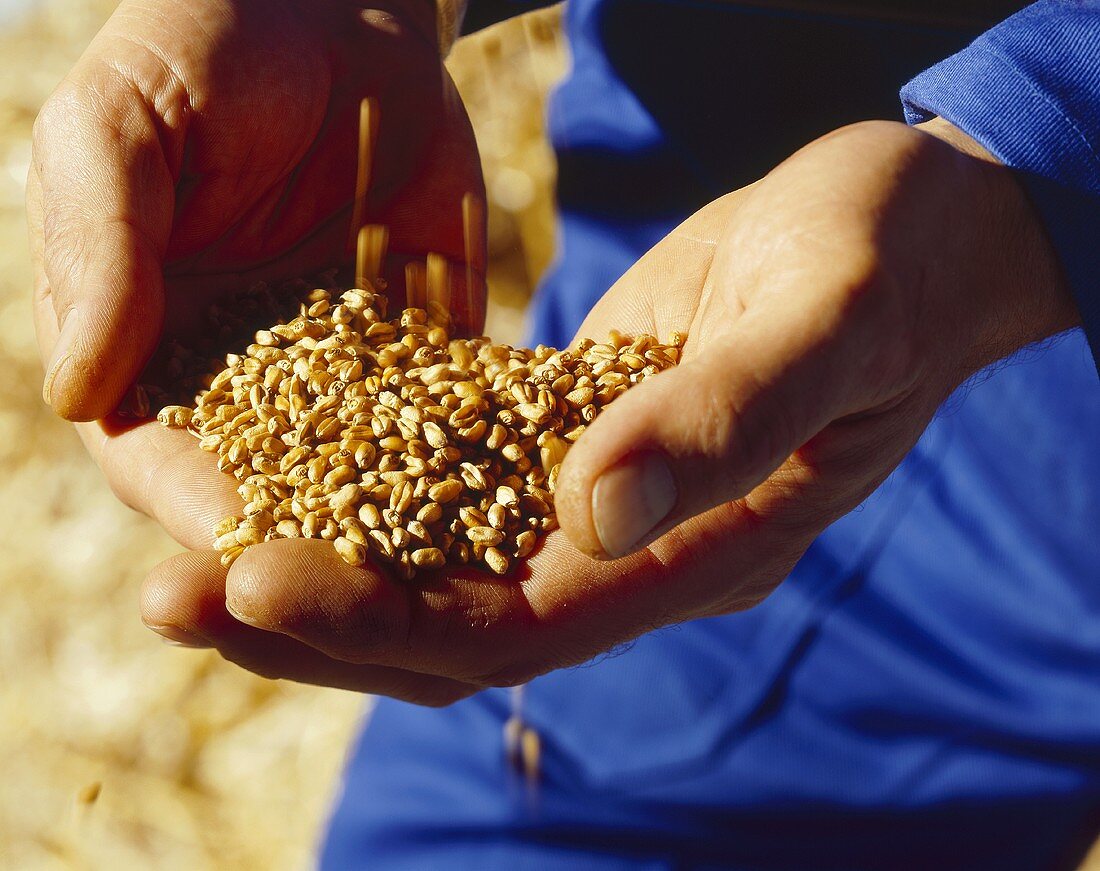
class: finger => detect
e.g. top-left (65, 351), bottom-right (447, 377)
top-left (216, 527), bottom-right (754, 687)
top-left (221, 536), bottom-right (614, 684)
top-left (32, 261), bottom-right (240, 549)
top-left (555, 206), bottom-right (881, 560)
top-left (142, 549), bottom-right (477, 705)
top-left (29, 164), bottom-right (54, 362)
top-left (146, 413), bottom-right (925, 694)
top-left (570, 191), bottom-right (749, 343)
top-left (32, 60), bottom-right (175, 421)
top-left (87, 421), bottom-right (244, 550)
top-left (223, 538), bottom-right (415, 663)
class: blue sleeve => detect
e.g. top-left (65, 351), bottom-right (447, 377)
top-left (900, 1), bottom-right (1100, 371)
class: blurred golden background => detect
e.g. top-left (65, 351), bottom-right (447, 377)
top-left (0, 2), bottom-right (564, 867)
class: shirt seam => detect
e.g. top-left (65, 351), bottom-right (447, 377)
top-left (973, 42), bottom-right (1100, 172)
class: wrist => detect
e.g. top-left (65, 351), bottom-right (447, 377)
top-left (913, 118), bottom-right (1081, 377)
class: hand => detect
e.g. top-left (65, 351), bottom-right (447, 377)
top-left (30, 0), bottom-right (485, 551)
top-left (139, 119), bottom-right (1078, 703)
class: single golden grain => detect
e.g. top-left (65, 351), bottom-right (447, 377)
top-left (334, 536), bottom-right (367, 567)
top-left (411, 547), bottom-right (446, 568)
top-left (467, 526), bottom-right (505, 546)
top-left (484, 547), bottom-right (510, 576)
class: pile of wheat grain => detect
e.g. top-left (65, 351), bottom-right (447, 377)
top-left (154, 280), bottom-right (682, 578)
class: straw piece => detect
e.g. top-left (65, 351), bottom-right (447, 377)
top-left (356, 224), bottom-right (388, 290)
top-left (426, 252), bottom-right (451, 328)
top-left (462, 192), bottom-right (486, 330)
top-left (521, 726), bottom-right (541, 786)
top-left (405, 261), bottom-right (427, 311)
top-left (348, 97), bottom-right (379, 250)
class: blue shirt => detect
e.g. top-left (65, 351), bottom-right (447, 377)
top-left (322, 3), bottom-right (1100, 868)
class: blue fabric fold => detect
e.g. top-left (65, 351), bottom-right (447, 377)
top-left (323, 5), bottom-right (1100, 869)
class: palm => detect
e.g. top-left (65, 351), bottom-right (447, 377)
top-left (135, 193), bottom-right (856, 698)
top-left (152, 0), bottom-right (484, 333)
top-left (30, 1), bottom-right (484, 559)
top-left (34, 4), bottom-right (940, 703)
top-left (71, 113), bottom-right (1050, 702)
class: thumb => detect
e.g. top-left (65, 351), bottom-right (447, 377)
top-left (555, 310), bottom-right (851, 560)
top-left (32, 62), bottom-right (175, 421)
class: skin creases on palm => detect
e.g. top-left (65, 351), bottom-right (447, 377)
top-left (152, 3), bottom-right (487, 346)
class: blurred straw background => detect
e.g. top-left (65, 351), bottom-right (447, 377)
top-left (0, 3), bottom-right (564, 868)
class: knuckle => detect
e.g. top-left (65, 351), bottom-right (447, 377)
top-left (32, 79), bottom-right (98, 157)
top-left (277, 592), bottom-right (402, 663)
top-left (745, 387), bottom-right (801, 470)
top-left (101, 464), bottom-right (146, 515)
top-left (475, 644), bottom-right (542, 689)
top-left (31, 90), bottom-right (72, 150)
top-left (216, 646), bottom-right (287, 683)
top-left (410, 597), bottom-right (540, 689)
top-left (323, 602), bottom-right (404, 663)
top-left (692, 380), bottom-right (740, 461)
top-left (712, 567), bottom-right (785, 616)
top-left (693, 371), bottom-right (797, 500)
top-left (406, 584), bottom-right (519, 667)
top-left (227, 556), bottom-right (409, 665)
top-left (479, 665), bottom-right (539, 689)
top-left (412, 685), bottom-right (477, 708)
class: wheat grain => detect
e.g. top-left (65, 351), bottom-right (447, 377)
top-left (150, 278), bottom-right (682, 577)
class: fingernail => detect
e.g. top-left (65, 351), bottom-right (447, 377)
top-left (148, 624), bottom-right (212, 648)
top-left (225, 599), bottom-right (261, 628)
top-left (42, 309), bottom-right (79, 406)
top-left (592, 452), bottom-right (677, 558)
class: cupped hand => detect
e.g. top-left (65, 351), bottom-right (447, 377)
top-left (141, 119), bottom-right (1078, 703)
top-left (30, 0), bottom-right (485, 555)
